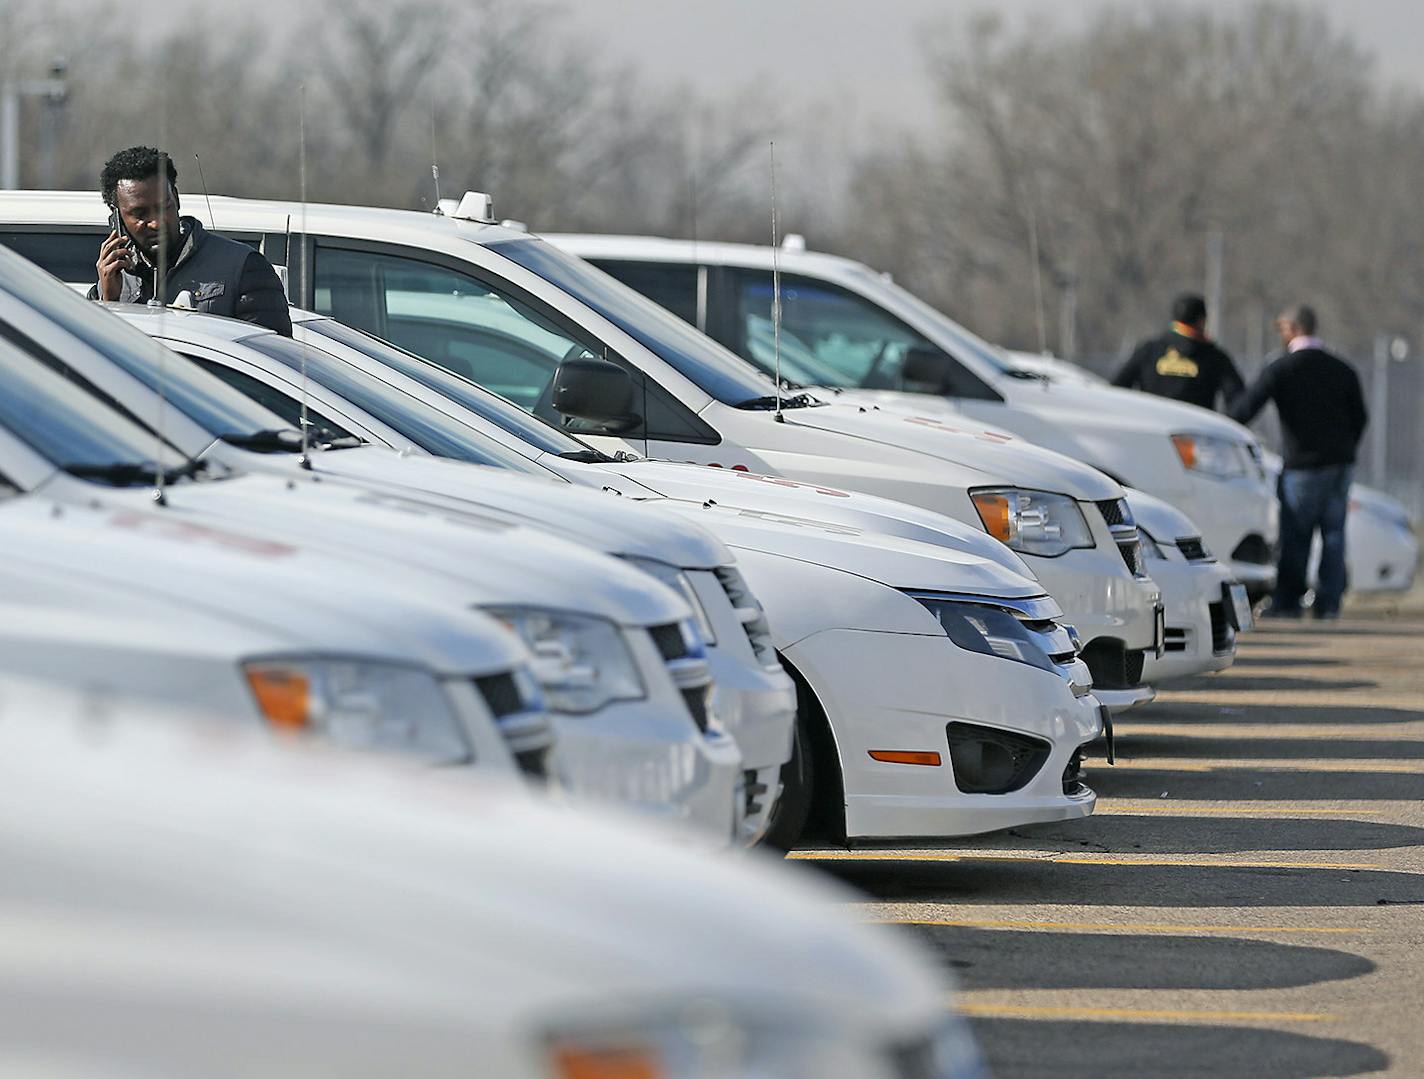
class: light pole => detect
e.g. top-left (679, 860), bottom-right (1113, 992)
top-left (1370, 332), bottom-right (1409, 489)
top-left (0, 61), bottom-right (68, 190)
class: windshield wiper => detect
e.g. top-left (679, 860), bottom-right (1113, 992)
top-left (734, 393), bottom-right (819, 411)
top-left (64, 458), bottom-right (208, 487)
top-left (1006, 368), bottom-right (1049, 381)
top-left (558, 448), bottom-right (616, 464)
top-left (221, 428), bottom-right (366, 453)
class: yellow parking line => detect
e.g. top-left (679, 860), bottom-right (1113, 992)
top-left (879, 917), bottom-right (1365, 935)
top-left (1116, 725), bottom-right (1420, 739)
top-left (1104, 758), bottom-right (1424, 774)
top-left (1095, 804), bottom-right (1377, 816)
top-left (787, 851), bottom-right (1378, 870)
top-left (955, 1003), bottom-right (1334, 1023)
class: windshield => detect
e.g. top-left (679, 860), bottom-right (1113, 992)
top-left (489, 237), bottom-right (780, 406)
top-left (841, 264), bottom-right (1016, 377)
top-left (0, 245), bottom-right (290, 444)
top-left (0, 339), bottom-right (192, 484)
top-left (246, 331), bottom-right (551, 476)
top-left (306, 319), bottom-right (588, 458)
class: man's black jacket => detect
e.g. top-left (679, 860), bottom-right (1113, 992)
top-left (1113, 328), bottom-right (1244, 411)
top-left (1230, 346), bottom-right (1368, 469)
top-left (88, 217), bottom-right (292, 336)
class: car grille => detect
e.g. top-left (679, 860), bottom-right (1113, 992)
top-left (742, 767), bottom-right (770, 821)
top-left (1096, 499), bottom-right (1149, 578)
top-left (1177, 536), bottom-right (1211, 561)
top-left (474, 671), bottom-right (551, 780)
top-left (651, 622), bottom-right (716, 736)
top-left (1080, 638), bottom-right (1147, 689)
top-left (1232, 533), bottom-right (1275, 564)
top-left (1096, 498), bottom-right (1128, 527)
top-left (1062, 746), bottom-right (1088, 796)
top-left (714, 564), bottom-right (778, 667)
top-left (1163, 626), bottom-right (1189, 653)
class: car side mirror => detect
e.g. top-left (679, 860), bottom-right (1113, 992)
top-left (551, 356), bottom-right (641, 433)
top-left (902, 344), bottom-right (953, 389)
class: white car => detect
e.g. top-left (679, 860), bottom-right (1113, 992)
top-left (119, 308), bottom-right (1107, 845)
top-left (1129, 489), bottom-right (1246, 683)
top-left (0, 494), bottom-right (552, 774)
top-left (0, 320), bottom-right (742, 842)
top-left (0, 245), bottom-right (792, 846)
top-left (552, 233), bottom-right (1280, 598)
top-left (0, 193), bottom-right (1163, 710)
top-left (0, 685), bottom-right (986, 1078)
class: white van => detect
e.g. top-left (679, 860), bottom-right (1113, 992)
top-left (0, 192), bottom-right (1162, 707)
top-left (552, 234), bottom-right (1279, 598)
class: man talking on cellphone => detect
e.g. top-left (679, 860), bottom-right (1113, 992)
top-left (90, 145), bottom-right (292, 336)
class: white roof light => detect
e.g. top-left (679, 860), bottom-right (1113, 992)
top-left (437, 191), bottom-right (497, 224)
top-left (782, 233), bottom-right (806, 252)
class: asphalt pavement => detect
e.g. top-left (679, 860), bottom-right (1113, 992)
top-left (792, 595), bottom-right (1424, 1078)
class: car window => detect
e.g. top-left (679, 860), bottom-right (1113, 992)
top-left (312, 245), bottom-right (717, 444)
top-left (240, 332), bottom-right (548, 474)
top-left (733, 269), bottom-right (1000, 399)
top-left (0, 231), bottom-right (103, 283)
top-left (306, 318), bottom-right (583, 458)
top-left (184, 356), bottom-right (356, 439)
top-left (592, 260), bottom-right (700, 327)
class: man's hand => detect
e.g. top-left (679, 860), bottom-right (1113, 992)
top-left (96, 230), bottom-right (135, 301)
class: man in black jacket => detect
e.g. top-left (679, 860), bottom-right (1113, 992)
top-left (89, 146), bottom-right (291, 336)
top-left (1113, 294), bottom-right (1245, 411)
top-left (1231, 304), bottom-right (1368, 619)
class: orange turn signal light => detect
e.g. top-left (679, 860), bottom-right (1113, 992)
top-left (868, 750), bottom-right (943, 766)
top-left (971, 492), bottom-right (1013, 543)
top-left (245, 666), bottom-right (311, 731)
top-left (553, 1046), bottom-right (662, 1079)
top-left (1171, 434), bottom-right (1197, 470)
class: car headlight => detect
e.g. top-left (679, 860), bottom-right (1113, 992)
top-left (913, 596), bottom-right (1061, 673)
top-left (1171, 433), bottom-right (1250, 479)
top-left (970, 488), bottom-right (1094, 557)
top-left (484, 607), bottom-right (645, 714)
top-left (621, 556), bottom-right (716, 644)
top-left (1139, 528), bottom-right (1168, 560)
top-left (243, 658), bottom-right (469, 764)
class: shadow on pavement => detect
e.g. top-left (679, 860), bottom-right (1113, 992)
top-left (808, 857), bottom-right (1424, 907)
top-left (1087, 765), bottom-right (1424, 801)
top-left (1118, 702), bottom-right (1424, 726)
top-left (1110, 733), bottom-right (1424, 760)
top-left (1002, 814), bottom-right (1424, 854)
top-left (969, 1019), bottom-right (1388, 1079)
top-left (1229, 654), bottom-right (1348, 669)
top-left (1180, 674), bottom-right (1378, 693)
top-left (911, 926), bottom-right (1373, 991)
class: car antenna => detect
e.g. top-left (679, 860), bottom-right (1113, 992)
top-left (193, 153), bottom-right (216, 230)
top-left (769, 140), bottom-right (784, 422)
top-left (152, 139), bottom-right (170, 506)
top-left (429, 94), bottom-right (443, 210)
top-left (297, 83), bottom-right (313, 469)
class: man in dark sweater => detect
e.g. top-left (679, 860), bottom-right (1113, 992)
top-left (1113, 294), bottom-right (1245, 411)
top-left (89, 146), bottom-right (291, 336)
top-left (1231, 305), bottom-right (1368, 619)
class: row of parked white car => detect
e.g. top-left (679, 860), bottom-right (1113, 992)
top-left (0, 188), bottom-right (1415, 1075)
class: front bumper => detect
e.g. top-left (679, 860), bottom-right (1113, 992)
top-left (1144, 557), bottom-right (1238, 683)
top-left (783, 628), bottom-right (1101, 840)
top-left (1175, 472), bottom-right (1278, 596)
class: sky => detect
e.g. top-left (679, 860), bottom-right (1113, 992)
top-left (569, 0), bottom-right (1424, 132)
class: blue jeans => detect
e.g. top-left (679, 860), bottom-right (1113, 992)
top-left (1275, 465), bottom-right (1353, 614)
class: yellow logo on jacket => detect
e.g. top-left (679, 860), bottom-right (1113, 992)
top-left (1156, 348), bottom-right (1199, 378)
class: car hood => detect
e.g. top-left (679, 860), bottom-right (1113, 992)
top-left (0, 496), bottom-right (529, 675)
top-left (41, 471), bottom-right (690, 629)
top-left (779, 401), bottom-right (1123, 500)
top-left (590, 458), bottom-right (1038, 579)
top-left (651, 498), bottom-right (1046, 601)
top-left (1003, 377), bottom-right (1258, 442)
top-left (297, 445), bottom-right (731, 570)
top-left (0, 700), bottom-right (950, 1054)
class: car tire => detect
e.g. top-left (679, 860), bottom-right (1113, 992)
top-left (761, 717), bottom-right (814, 852)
